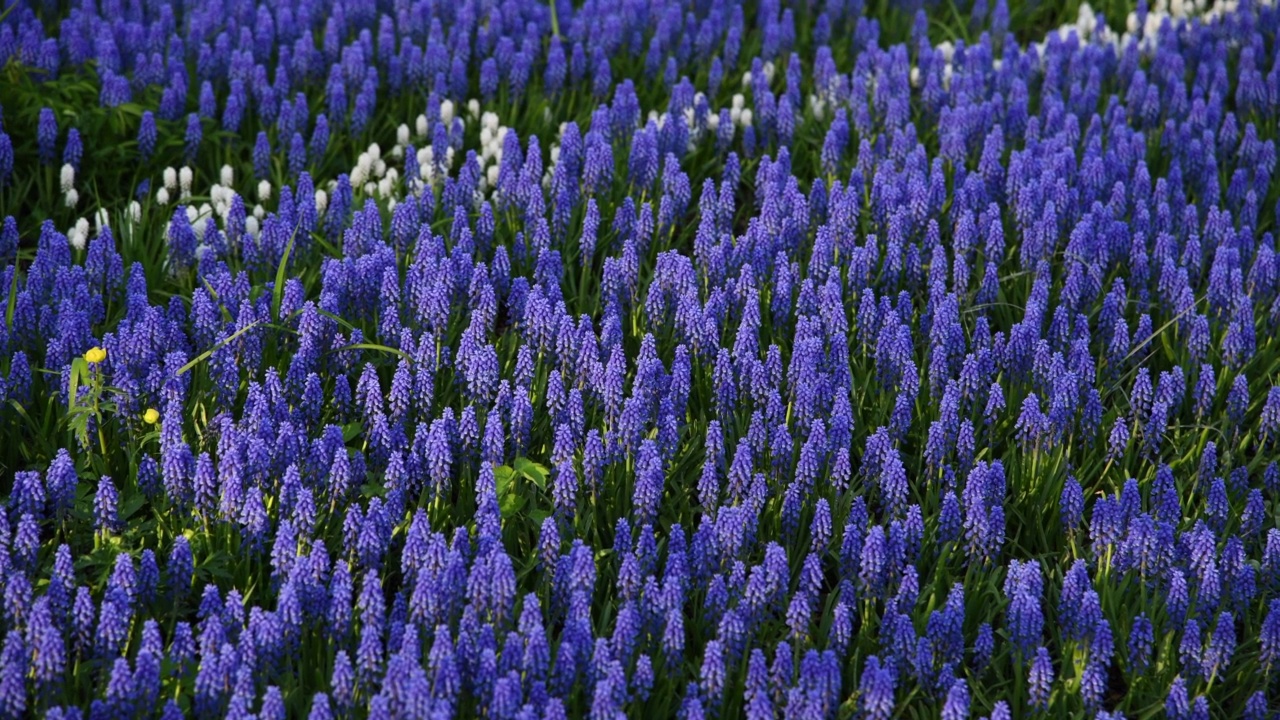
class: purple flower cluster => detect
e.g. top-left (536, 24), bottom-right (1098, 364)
top-left (1, 0), bottom-right (1280, 717)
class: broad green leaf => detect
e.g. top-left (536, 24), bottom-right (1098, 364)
top-left (513, 457), bottom-right (549, 490)
top-left (499, 492), bottom-right (526, 518)
top-left (494, 464), bottom-right (516, 496)
top-left (342, 422), bottom-right (364, 444)
top-left (120, 493), bottom-right (147, 521)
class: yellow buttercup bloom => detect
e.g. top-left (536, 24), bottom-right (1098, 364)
top-left (84, 347), bottom-right (107, 364)
top-left (143, 408), bottom-right (160, 424)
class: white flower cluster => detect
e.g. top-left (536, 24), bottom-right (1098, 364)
top-left (478, 109), bottom-right (509, 189)
top-left (155, 166), bottom-right (195, 206)
top-left (67, 217), bottom-right (89, 250)
top-left (62, 170), bottom-right (142, 252)
top-left (349, 143), bottom-right (391, 197)
top-left (902, 0), bottom-right (1269, 94)
top-left (61, 163), bottom-right (78, 209)
top-left (344, 98), bottom-right (512, 211)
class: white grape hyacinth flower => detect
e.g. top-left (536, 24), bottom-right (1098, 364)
top-left (68, 218), bottom-right (90, 250)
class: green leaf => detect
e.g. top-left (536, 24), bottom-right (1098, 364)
top-left (342, 422), bottom-right (364, 444)
top-left (177, 320), bottom-right (263, 375)
top-left (120, 492), bottom-right (147, 521)
top-left (67, 357), bottom-right (86, 413)
top-left (494, 464), bottom-right (516, 496)
top-left (331, 342), bottom-right (413, 362)
top-left (513, 457), bottom-right (549, 490)
top-left (271, 226), bottom-right (299, 321)
top-left (499, 490), bottom-right (526, 518)
top-left (315, 308), bottom-right (358, 331)
top-left (4, 265), bottom-right (17, 330)
top-left (494, 464), bottom-right (531, 518)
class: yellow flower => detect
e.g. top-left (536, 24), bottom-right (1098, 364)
top-left (143, 408), bottom-right (160, 424)
top-left (84, 347), bottom-right (107, 364)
